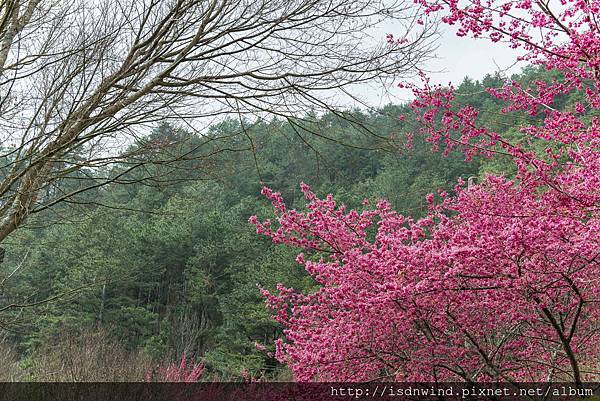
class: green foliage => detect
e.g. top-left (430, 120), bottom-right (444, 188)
top-left (0, 65), bottom-right (568, 379)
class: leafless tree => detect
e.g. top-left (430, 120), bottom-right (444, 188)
top-left (0, 0), bottom-right (436, 243)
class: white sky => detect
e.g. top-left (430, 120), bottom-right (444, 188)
top-left (345, 23), bottom-right (526, 108)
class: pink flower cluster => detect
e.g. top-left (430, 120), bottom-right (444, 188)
top-left (251, 0), bottom-right (599, 382)
top-left (145, 353), bottom-right (205, 382)
top-left (252, 174), bottom-right (598, 381)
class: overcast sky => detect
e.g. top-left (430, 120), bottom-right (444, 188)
top-left (346, 23), bottom-right (526, 108)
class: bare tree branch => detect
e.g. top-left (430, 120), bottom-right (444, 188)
top-left (0, 0), bottom-right (436, 242)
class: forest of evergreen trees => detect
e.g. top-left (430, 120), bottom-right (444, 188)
top-left (0, 66), bottom-right (589, 381)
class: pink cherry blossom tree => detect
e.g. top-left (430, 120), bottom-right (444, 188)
top-left (251, 0), bottom-right (599, 383)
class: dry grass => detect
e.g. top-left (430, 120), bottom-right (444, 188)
top-left (28, 327), bottom-right (153, 382)
top-left (0, 335), bottom-right (25, 381)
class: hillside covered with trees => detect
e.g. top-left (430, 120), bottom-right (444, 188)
top-left (0, 65), bottom-right (592, 381)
